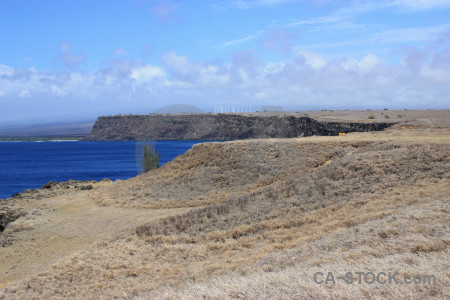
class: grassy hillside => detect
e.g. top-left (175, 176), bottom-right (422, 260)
top-left (1, 128), bottom-right (449, 299)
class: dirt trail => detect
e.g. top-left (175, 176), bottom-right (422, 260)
top-left (0, 182), bottom-right (191, 288)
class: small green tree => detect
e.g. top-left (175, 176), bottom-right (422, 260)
top-left (141, 145), bottom-right (160, 173)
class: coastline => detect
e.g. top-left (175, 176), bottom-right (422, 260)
top-left (0, 140), bottom-right (206, 199)
top-left (1, 112), bottom-right (449, 298)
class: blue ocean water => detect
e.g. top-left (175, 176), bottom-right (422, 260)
top-left (0, 141), bottom-right (205, 199)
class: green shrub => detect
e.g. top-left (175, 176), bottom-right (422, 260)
top-left (141, 145), bottom-right (160, 173)
top-left (368, 115), bottom-right (375, 119)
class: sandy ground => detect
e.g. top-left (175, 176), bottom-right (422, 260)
top-left (0, 181), bottom-right (192, 288)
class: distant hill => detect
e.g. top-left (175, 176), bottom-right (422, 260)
top-left (0, 121), bottom-right (94, 137)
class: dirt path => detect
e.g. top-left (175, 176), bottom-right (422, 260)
top-left (0, 182), bottom-right (191, 288)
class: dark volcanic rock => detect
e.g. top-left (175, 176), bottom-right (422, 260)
top-left (80, 185), bottom-right (93, 190)
top-left (84, 114), bottom-right (396, 141)
top-left (0, 208), bottom-right (24, 233)
top-left (41, 180), bottom-right (59, 189)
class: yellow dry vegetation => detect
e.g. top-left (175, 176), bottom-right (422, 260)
top-left (0, 127), bottom-right (449, 299)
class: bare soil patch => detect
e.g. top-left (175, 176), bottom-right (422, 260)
top-left (0, 181), bottom-right (191, 289)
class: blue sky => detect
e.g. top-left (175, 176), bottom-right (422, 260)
top-left (1, 0), bottom-right (449, 126)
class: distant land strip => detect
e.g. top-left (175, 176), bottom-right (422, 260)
top-left (0, 137), bottom-right (85, 142)
top-left (84, 114), bottom-right (396, 141)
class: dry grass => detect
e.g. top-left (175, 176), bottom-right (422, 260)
top-left (1, 129), bottom-right (449, 299)
top-left (90, 140), bottom-right (346, 209)
top-left (248, 109), bottom-right (450, 129)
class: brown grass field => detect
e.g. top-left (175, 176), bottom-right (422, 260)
top-left (0, 110), bottom-right (449, 299)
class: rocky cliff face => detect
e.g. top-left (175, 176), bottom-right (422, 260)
top-left (84, 114), bottom-right (395, 141)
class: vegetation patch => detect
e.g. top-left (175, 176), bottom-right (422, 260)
top-left (1, 129), bottom-right (449, 299)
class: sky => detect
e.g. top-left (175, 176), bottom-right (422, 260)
top-left (1, 0), bottom-right (449, 126)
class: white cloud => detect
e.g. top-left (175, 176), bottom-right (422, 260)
top-left (391, 0), bottom-right (450, 10)
top-left (420, 65), bottom-right (450, 82)
top-left (370, 25), bottom-right (450, 44)
top-left (328, 0), bottom-right (450, 17)
top-left (150, 0), bottom-right (179, 22)
top-left (227, 0), bottom-right (333, 10)
top-left (161, 52), bottom-right (232, 87)
top-left (262, 29), bottom-right (293, 52)
top-left (60, 42), bottom-right (70, 52)
top-left (1, 38), bottom-right (449, 125)
top-left (162, 51), bottom-right (193, 76)
top-left (254, 91), bottom-right (269, 99)
top-left (297, 24), bottom-right (450, 55)
top-left (51, 85), bottom-right (66, 97)
top-left (264, 62), bottom-right (285, 75)
top-left (358, 54), bottom-right (381, 73)
top-left (296, 50), bottom-right (327, 69)
top-left (277, 1), bottom-right (450, 53)
top-left (220, 31), bottom-right (263, 48)
top-left (198, 65), bottom-right (230, 85)
top-left (229, 0), bottom-right (294, 9)
top-left (130, 65), bottom-right (166, 82)
top-left (55, 43), bottom-right (87, 69)
top-left (340, 54), bottom-right (381, 74)
top-left (112, 49), bottom-right (128, 58)
top-left (19, 90), bottom-right (30, 98)
top-left (0, 64), bottom-right (14, 76)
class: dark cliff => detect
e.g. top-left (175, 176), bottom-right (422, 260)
top-left (84, 114), bottom-right (395, 141)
